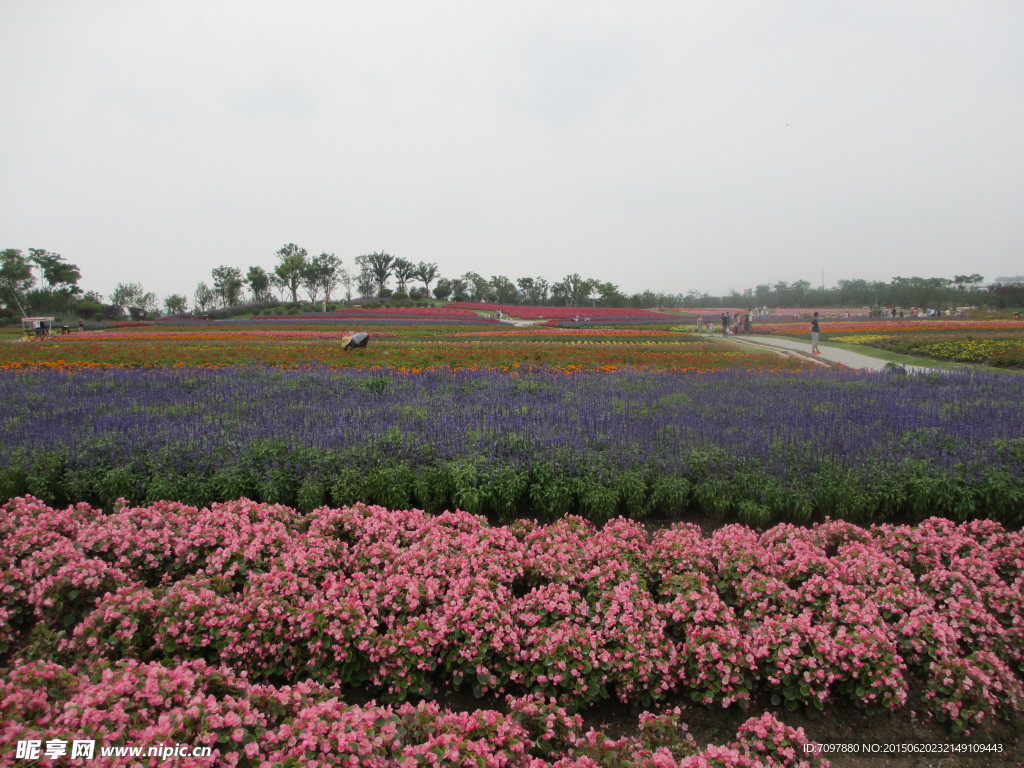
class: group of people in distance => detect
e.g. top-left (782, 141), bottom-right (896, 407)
top-left (694, 311), bottom-right (823, 355)
top-left (695, 313), bottom-right (754, 336)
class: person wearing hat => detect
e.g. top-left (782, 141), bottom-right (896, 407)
top-left (342, 332), bottom-right (369, 351)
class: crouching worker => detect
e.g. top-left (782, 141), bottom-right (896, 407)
top-left (342, 332), bottom-right (369, 351)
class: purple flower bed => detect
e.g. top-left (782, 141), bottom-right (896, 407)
top-left (1, 367), bottom-right (1022, 525)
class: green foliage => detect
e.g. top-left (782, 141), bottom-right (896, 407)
top-left (1, 427), bottom-right (1021, 527)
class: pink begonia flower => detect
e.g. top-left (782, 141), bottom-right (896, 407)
top-left (2, 497), bottom-right (1021, 749)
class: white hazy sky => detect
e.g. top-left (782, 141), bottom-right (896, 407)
top-left (2, 0), bottom-right (1023, 303)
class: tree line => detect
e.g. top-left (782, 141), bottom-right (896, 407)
top-left (2, 245), bottom-right (1022, 321)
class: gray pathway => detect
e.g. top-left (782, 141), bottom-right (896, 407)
top-left (726, 334), bottom-right (930, 372)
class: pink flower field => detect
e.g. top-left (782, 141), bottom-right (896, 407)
top-left (2, 496), bottom-right (1022, 765)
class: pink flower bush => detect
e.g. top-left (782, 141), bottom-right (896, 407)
top-left (1, 496), bottom-right (1022, 742)
top-left (0, 660), bottom-right (834, 767)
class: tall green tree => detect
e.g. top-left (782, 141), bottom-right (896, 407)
top-left (516, 277), bottom-right (549, 305)
top-left (29, 249), bottom-right (81, 298)
top-left (489, 275), bottom-right (519, 304)
top-left (448, 277), bottom-right (469, 301)
top-left (194, 282), bottom-right (215, 313)
top-left (110, 282), bottom-right (142, 308)
top-left (301, 252), bottom-right (342, 303)
top-left (164, 294), bottom-right (188, 314)
top-left (551, 273), bottom-right (594, 306)
top-left (246, 266), bottom-right (272, 304)
top-left (355, 264), bottom-right (377, 298)
top-left (355, 252), bottom-right (395, 296)
top-left (415, 262), bottom-right (439, 294)
top-left (274, 243), bottom-right (309, 303)
top-left (337, 267), bottom-right (353, 301)
top-left (0, 249), bottom-right (36, 312)
top-left (432, 278), bottom-right (454, 301)
top-left (593, 281), bottom-right (625, 307)
top-left (211, 266), bottom-right (245, 308)
top-left (392, 257), bottom-right (416, 294)
top-left (462, 271), bottom-right (491, 301)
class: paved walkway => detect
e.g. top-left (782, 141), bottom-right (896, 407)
top-left (724, 334), bottom-right (929, 372)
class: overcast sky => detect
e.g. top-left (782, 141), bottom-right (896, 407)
top-left (2, 0), bottom-right (1022, 303)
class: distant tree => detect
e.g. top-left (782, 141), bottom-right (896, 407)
top-left (593, 281), bottom-right (625, 307)
top-left (462, 271), bottom-right (492, 302)
top-left (140, 293), bottom-right (160, 315)
top-left (274, 243), bottom-right (309, 303)
top-left (110, 282), bottom-right (145, 309)
top-left (268, 273), bottom-right (287, 301)
top-left (953, 274), bottom-right (984, 290)
top-left (75, 299), bottom-right (103, 319)
top-left (164, 294), bottom-right (188, 314)
top-left (110, 282), bottom-right (157, 316)
top-left (771, 281), bottom-right (791, 306)
top-left (246, 266), bottom-right (272, 304)
top-left (551, 273), bottom-right (594, 306)
top-left (337, 267), bottom-right (353, 301)
top-left (432, 278), bottom-right (453, 301)
top-left (986, 281), bottom-right (1024, 309)
top-left (355, 252), bottom-right (395, 296)
top-left (211, 265), bottom-right (245, 308)
top-left (302, 252), bottom-right (342, 303)
top-left (392, 257), bottom-right (417, 293)
top-left (628, 290), bottom-right (659, 309)
top-left (355, 264), bottom-right (377, 298)
top-left (516, 277), bottom-right (549, 305)
top-left (489, 275), bottom-right (519, 304)
top-left (0, 249), bottom-right (36, 312)
top-left (448, 277), bottom-right (469, 301)
top-left (415, 262), bottom-right (439, 294)
top-left (29, 249), bottom-right (81, 299)
top-left (104, 304), bottom-right (125, 321)
top-left (194, 282), bottom-right (215, 313)
top-left (791, 280), bottom-right (812, 307)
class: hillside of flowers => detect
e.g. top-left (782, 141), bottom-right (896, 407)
top-left (449, 302), bottom-right (678, 321)
top-left (836, 333), bottom-right (1024, 369)
top-left (1, 366), bottom-right (1022, 527)
top-left (1, 325), bottom-right (799, 371)
top-left (1, 496), bottom-right (1021, 764)
top-left (748, 319), bottom-right (1024, 369)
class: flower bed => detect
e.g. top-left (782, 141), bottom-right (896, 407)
top-left (1, 367), bottom-right (1022, 525)
top-left (0, 657), bottom-right (828, 766)
top-left (753, 319), bottom-right (1024, 335)
top-left (0, 330), bottom-right (796, 371)
top-left (451, 303), bottom-right (678, 320)
top-left (2, 496), bottom-right (1021, 747)
top-left (845, 334), bottom-right (1024, 368)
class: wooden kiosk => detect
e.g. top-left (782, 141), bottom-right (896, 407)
top-left (21, 316), bottom-right (55, 340)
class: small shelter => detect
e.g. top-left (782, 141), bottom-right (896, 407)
top-left (21, 317), bottom-right (55, 340)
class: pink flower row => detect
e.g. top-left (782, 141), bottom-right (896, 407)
top-left (0, 658), bottom-right (829, 768)
top-left (451, 303), bottom-right (675, 319)
top-left (1, 497), bottom-right (1021, 736)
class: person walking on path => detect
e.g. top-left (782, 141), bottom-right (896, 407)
top-left (810, 312), bottom-right (821, 354)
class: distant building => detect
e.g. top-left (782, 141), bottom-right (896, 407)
top-left (995, 276), bottom-right (1024, 284)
